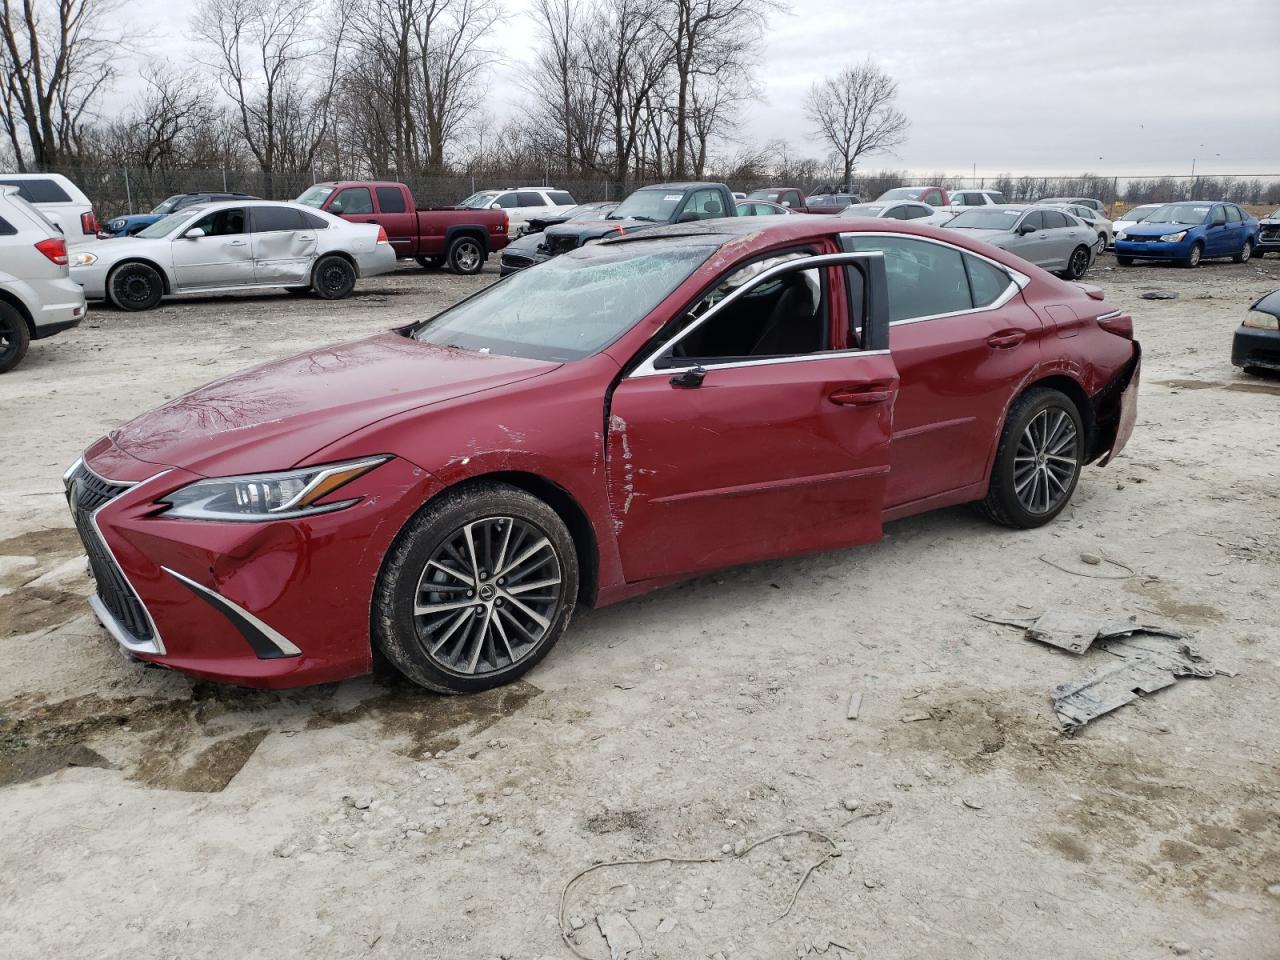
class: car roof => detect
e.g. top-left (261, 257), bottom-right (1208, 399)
top-left (632, 182), bottom-right (724, 191)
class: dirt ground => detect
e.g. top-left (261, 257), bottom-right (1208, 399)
top-left (1, 253), bottom-right (1278, 960)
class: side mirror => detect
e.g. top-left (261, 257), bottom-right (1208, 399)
top-left (490, 203), bottom-right (502, 210)
top-left (782, 200), bottom-right (792, 207)
top-left (1018, 222), bottom-right (1037, 235)
top-left (677, 212), bottom-right (700, 223)
top-left (184, 227), bottom-right (206, 240)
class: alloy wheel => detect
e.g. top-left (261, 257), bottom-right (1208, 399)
top-left (1070, 247), bottom-right (1090, 278)
top-left (1240, 242), bottom-right (1252, 262)
top-left (1013, 408), bottom-right (1079, 515)
top-left (413, 516), bottom-right (563, 676)
top-left (1188, 244), bottom-right (1202, 267)
top-left (455, 241), bottom-right (481, 272)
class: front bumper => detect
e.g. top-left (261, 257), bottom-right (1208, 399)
top-left (66, 442), bottom-right (436, 688)
top-left (1231, 326), bottom-right (1280, 371)
top-left (1256, 228), bottom-right (1280, 254)
top-left (1113, 238), bottom-right (1191, 261)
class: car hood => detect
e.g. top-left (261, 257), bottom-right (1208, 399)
top-left (109, 333), bottom-right (561, 476)
top-left (544, 218), bottom-right (662, 240)
top-left (1121, 222), bottom-right (1200, 237)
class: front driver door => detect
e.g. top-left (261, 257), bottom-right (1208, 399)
top-left (606, 252), bottom-right (898, 583)
top-left (171, 207), bottom-right (253, 288)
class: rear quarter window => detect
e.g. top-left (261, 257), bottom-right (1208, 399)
top-left (0, 215), bottom-right (15, 235)
top-left (0, 178), bottom-right (72, 203)
top-left (547, 191), bottom-right (575, 205)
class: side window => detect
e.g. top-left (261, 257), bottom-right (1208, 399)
top-left (300, 211), bottom-right (329, 229)
top-left (251, 206), bottom-right (304, 232)
top-left (1226, 205), bottom-right (1242, 223)
top-left (882, 205), bottom-right (907, 220)
top-left (0, 178), bottom-right (72, 203)
top-left (547, 190), bottom-right (575, 205)
top-left (1042, 210), bottom-right (1070, 229)
top-left (494, 193), bottom-right (519, 209)
top-left (517, 192), bottom-right (545, 207)
top-left (375, 187), bottom-right (407, 213)
top-left (0, 215), bottom-right (14, 235)
top-left (846, 236), bottom-right (972, 322)
top-left (1019, 210), bottom-right (1045, 231)
top-left (955, 193), bottom-right (973, 206)
top-left (671, 263), bottom-right (830, 362)
top-left (964, 254), bottom-right (1014, 308)
top-left (188, 208), bottom-right (247, 236)
top-left (1211, 206), bottom-right (1227, 225)
top-left (784, 191), bottom-right (802, 208)
top-left (680, 189), bottom-right (727, 220)
top-left (331, 187), bottom-right (373, 215)
top-left (924, 190), bottom-right (943, 206)
top-left (903, 205), bottom-right (931, 220)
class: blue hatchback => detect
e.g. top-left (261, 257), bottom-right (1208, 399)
top-left (100, 192), bottom-right (258, 238)
top-left (1114, 200), bottom-right (1259, 267)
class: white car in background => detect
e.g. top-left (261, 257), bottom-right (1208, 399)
top-left (0, 186), bottom-right (87, 373)
top-left (69, 200), bottom-right (396, 311)
top-left (457, 187), bottom-right (578, 235)
top-left (1039, 202), bottom-right (1114, 253)
top-left (838, 200), bottom-right (953, 225)
top-left (1110, 203), bottom-right (1162, 247)
top-left (946, 189), bottom-right (1007, 209)
top-left (0, 172), bottom-right (99, 244)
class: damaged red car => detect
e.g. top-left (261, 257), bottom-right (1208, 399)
top-left (65, 218), bottom-right (1140, 693)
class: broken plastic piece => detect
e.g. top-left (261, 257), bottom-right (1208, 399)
top-left (977, 607), bottom-right (1186, 655)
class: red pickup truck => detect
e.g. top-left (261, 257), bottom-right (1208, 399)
top-left (296, 180), bottom-right (509, 274)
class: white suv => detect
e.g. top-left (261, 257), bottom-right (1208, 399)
top-left (0, 173), bottom-right (99, 244)
top-left (0, 187), bottom-right (87, 373)
top-left (458, 187), bottom-right (577, 235)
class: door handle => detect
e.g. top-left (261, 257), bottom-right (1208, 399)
top-left (829, 385), bottom-right (892, 406)
top-left (987, 330), bottom-right (1026, 349)
top-left (228, 240), bottom-right (247, 246)
top-left (297, 235), bottom-right (315, 241)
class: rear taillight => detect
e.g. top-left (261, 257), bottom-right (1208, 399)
top-left (35, 237), bottom-right (68, 266)
top-left (376, 226), bottom-right (389, 244)
top-left (1097, 311), bottom-right (1133, 339)
top-left (81, 211), bottom-right (98, 234)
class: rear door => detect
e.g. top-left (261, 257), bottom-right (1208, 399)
top-left (840, 232), bottom-right (1042, 509)
top-left (1205, 205), bottom-right (1232, 255)
top-left (170, 207), bottom-right (254, 288)
top-left (606, 252), bottom-right (897, 582)
top-left (249, 205), bottom-right (318, 284)
top-left (374, 185), bottom-right (416, 257)
top-left (1040, 209), bottom-right (1080, 269)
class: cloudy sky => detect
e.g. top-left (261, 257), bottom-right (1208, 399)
top-left (112, 0), bottom-right (1280, 177)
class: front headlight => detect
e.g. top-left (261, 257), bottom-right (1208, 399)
top-left (1159, 231), bottom-right (1187, 243)
top-left (70, 251), bottom-right (98, 266)
top-left (1115, 230), bottom-right (1126, 241)
top-left (159, 456), bottom-right (388, 521)
top-left (1243, 312), bottom-right (1280, 331)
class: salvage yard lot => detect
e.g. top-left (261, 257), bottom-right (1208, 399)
top-left (1, 257), bottom-right (1278, 959)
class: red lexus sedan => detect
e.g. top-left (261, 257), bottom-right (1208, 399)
top-left (65, 218), bottom-right (1139, 693)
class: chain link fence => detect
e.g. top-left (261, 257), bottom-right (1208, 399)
top-left (30, 162), bottom-right (1280, 217)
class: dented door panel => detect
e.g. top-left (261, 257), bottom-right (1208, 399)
top-left (252, 230), bottom-right (319, 284)
top-left (605, 354), bottom-right (899, 582)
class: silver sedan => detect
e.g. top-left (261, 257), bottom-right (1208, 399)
top-left (69, 201), bottom-right (396, 311)
top-left (839, 200), bottom-right (952, 225)
top-left (941, 204), bottom-right (1096, 280)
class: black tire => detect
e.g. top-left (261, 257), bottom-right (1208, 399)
top-left (1232, 239), bottom-right (1253, 264)
top-left (373, 482), bottom-right (579, 694)
top-left (415, 255), bottom-right (444, 270)
top-left (0, 302), bottom-right (31, 374)
top-left (107, 262), bottom-right (164, 311)
top-left (981, 387), bottom-right (1085, 529)
top-left (1243, 365), bottom-right (1275, 378)
top-left (1095, 234), bottom-right (1107, 255)
top-left (1116, 255), bottom-right (1134, 266)
top-left (1182, 241), bottom-right (1203, 268)
top-left (447, 235), bottom-right (485, 275)
top-left (311, 255), bottom-right (356, 300)
top-left (1061, 244), bottom-right (1091, 280)
top-left (284, 286), bottom-right (311, 297)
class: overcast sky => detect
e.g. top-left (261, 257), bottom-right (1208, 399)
top-left (111, 0), bottom-right (1280, 177)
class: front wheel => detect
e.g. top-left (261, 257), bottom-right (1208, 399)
top-left (981, 387), bottom-right (1084, 529)
top-left (1116, 255), bottom-right (1134, 266)
top-left (1062, 244), bottom-right (1092, 280)
top-left (1182, 241), bottom-right (1203, 268)
top-left (311, 255), bottom-right (356, 300)
top-left (447, 236), bottom-right (485, 275)
top-left (373, 482), bottom-right (579, 694)
top-left (107, 262), bottom-right (164, 311)
top-left (1233, 240), bottom-right (1253, 264)
top-left (0, 302), bottom-right (31, 374)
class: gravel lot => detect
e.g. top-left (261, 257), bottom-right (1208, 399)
top-left (1, 254), bottom-right (1278, 960)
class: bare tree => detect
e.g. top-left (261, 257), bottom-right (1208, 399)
top-left (193, 0), bottom-right (350, 196)
top-left (103, 66), bottom-right (221, 170)
top-left (804, 60), bottom-right (908, 190)
top-left (0, 0), bottom-right (128, 168)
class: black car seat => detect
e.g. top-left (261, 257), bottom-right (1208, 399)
top-left (749, 276), bottom-right (821, 356)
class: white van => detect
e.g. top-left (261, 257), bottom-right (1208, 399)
top-left (0, 173), bottom-right (99, 244)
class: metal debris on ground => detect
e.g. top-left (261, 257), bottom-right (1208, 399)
top-left (1051, 632), bottom-right (1216, 734)
top-left (975, 607), bottom-right (1187, 655)
top-left (1140, 290), bottom-right (1179, 300)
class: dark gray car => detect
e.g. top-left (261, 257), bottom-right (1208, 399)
top-left (942, 205), bottom-right (1096, 279)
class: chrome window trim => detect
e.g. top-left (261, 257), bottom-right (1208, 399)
top-left (837, 230), bottom-right (1029, 327)
top-left (628, 251), bottom-right (888, 379)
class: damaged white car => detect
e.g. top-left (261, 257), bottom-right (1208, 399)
top-left (69, 200), bottom-right (396, 310)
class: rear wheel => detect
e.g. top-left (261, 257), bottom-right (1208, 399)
top-left (981, 387), bottom-right (1084, 529)
top-left (447, 236), bottom-right (485, 275)
top-left (373, 482), bottom-right (579, 693)
top-left (1233, 239), bottom-right (1253, 264)
top-left (1182, 241), bottom-right (1203, 268)
top-left (107, 262), bottom-right (164, 311)
top-left (1062, 244), bottom-right (1091, 280)
top-left (312, 255), bottom-right (356, 299)
top-left (0, 302), bottom-right (31, 374)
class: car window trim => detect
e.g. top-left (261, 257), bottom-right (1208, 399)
top-left (837, 230), bottom-right (1029, 327)
top-left (628, 251), bottom-right (890, 378)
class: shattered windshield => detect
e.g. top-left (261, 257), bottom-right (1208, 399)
top-left (459, 192), bottom-right (500, 209)
top-left (412, 240), bottom-right (716, 361)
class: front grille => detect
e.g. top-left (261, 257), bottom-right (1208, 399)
top-left (501, 253), bottom-right (533, 270)
top-left (1125, 235), bottom-right (1160, 243)
top-left (66, 464), bottom-right (155, 643)
top-left (1261, 227), bottom-right (1279, 241)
